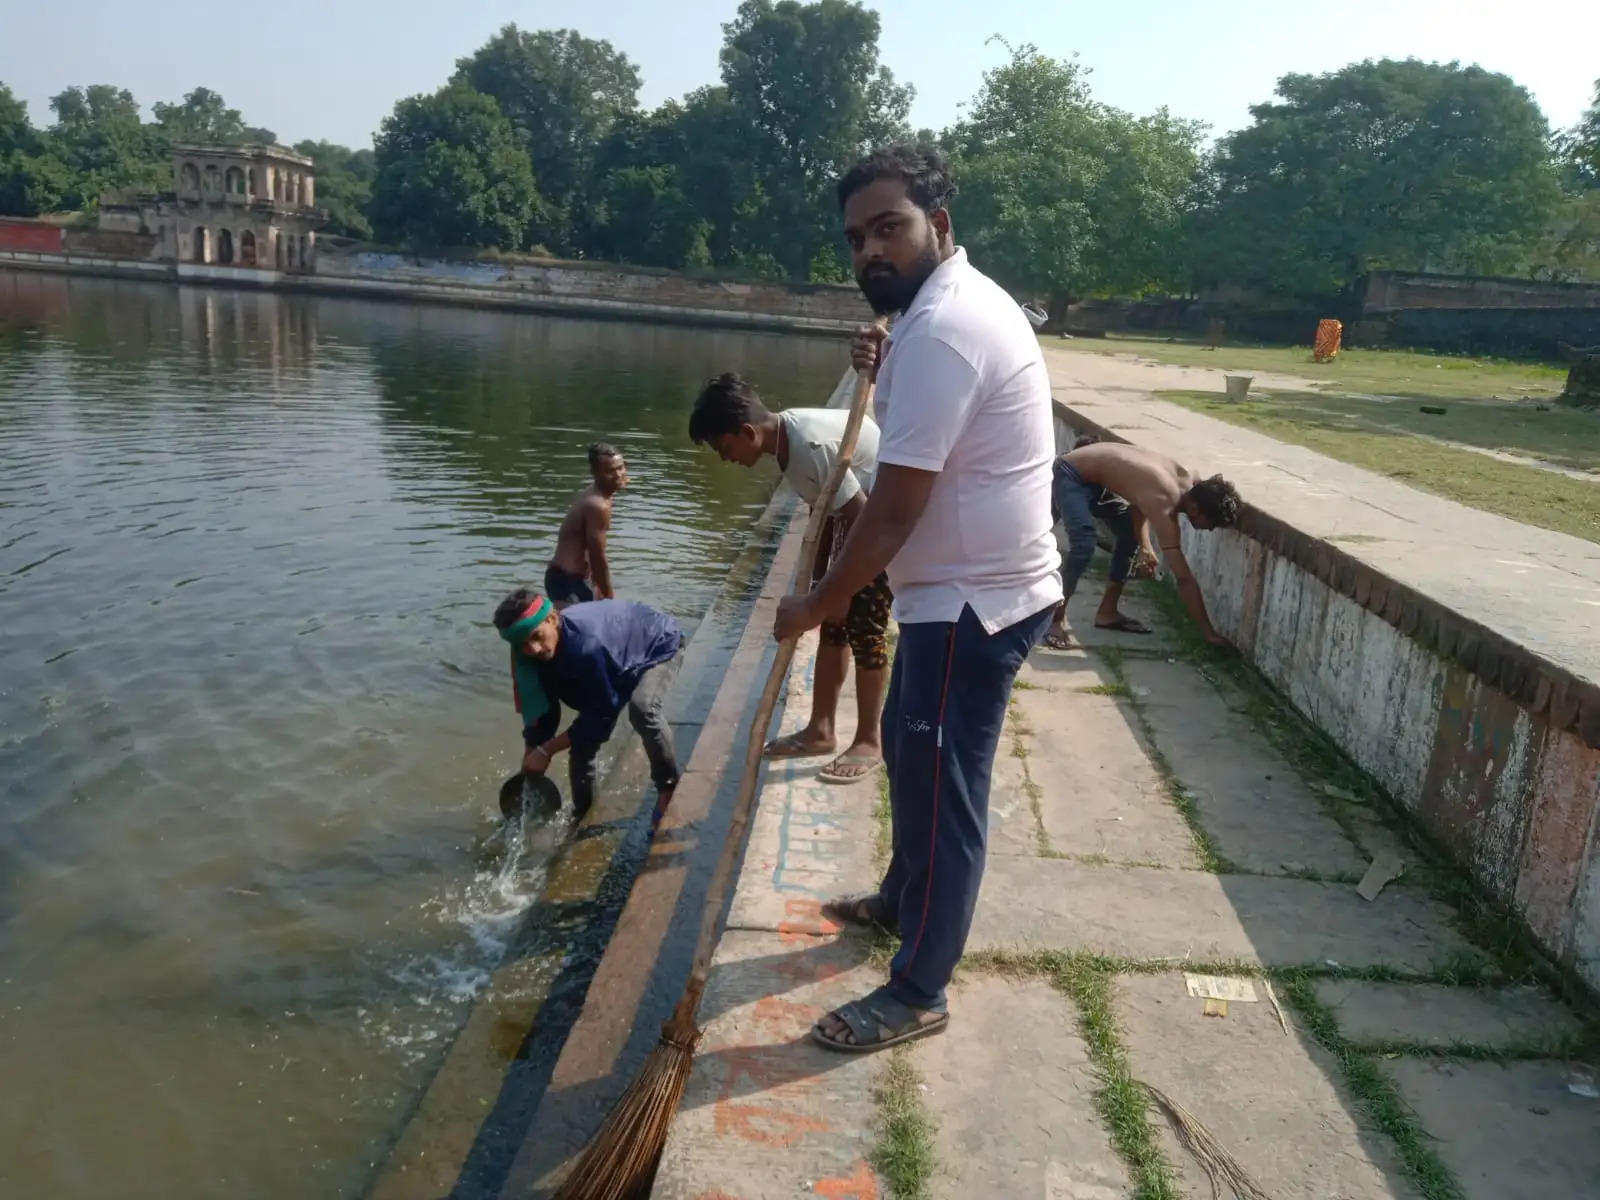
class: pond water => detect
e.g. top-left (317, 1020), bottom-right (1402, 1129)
top-left (0, 271), bottom-right (846, 1197)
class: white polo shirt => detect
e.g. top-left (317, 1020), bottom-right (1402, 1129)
top-left (778, 407), bottom-right (880, 511)
top-left (873, 248), bottom-right (1063, 633)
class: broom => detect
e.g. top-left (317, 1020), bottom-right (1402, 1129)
top-left (551, 327), bottom-right (885, 1200)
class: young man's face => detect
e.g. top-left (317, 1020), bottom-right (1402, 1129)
top-left (592, 452), bottom-right (628, 494)
top-left (710, 425), bottom-right (763, 468)
top-left (1180, 498), bottom-right (1217, 532)
top-left (519, 611), bottom-right (561, 660)
top-left (842, 177), bottom-right (946, 315)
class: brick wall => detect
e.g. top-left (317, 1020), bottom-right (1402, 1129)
top-left (0, 219), bottom-right (64, 253)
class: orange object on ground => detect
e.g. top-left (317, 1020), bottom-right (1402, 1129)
top-left (1313, 318), bottom-right (1343, 362)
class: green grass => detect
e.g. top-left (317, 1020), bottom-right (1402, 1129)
top-left (1052, 334), bottom-right (1567, 401)
top-left (871, 1049), bottom-right (939, 1200)
top-left (1159, 387), bottom-right (1600, 544)
top-left (1278, 975), bottom-right (1465, 1200)
top-left (1042, 952), bottom-right (1183, 1200)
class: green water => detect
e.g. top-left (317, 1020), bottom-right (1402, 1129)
top-left (0, 270), bottom-right (845, 1197)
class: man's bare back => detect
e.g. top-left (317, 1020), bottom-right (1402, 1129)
top-left (1063, 442), bottom-right (1193, 545)
top-left (550, 486), bottom-right (612, 580)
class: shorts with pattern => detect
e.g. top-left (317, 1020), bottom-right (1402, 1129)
top-left (821, 572), bottom-right (894, 670)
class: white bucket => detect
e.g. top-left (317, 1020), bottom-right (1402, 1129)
top-left (1223, 374), bottom-right (1253, 402)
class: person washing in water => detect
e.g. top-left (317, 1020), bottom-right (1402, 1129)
top-left (688, 372), bottom-right (891, 785)
top-left (1043, 440), bottom-right (1241, 650)
top-left (495, 588), bottom-right (682, 822)
top-left (545, 442), bottom-right (628, 608)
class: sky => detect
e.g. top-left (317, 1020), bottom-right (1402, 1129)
top-left (2, 0), bottom-right (1596, 150)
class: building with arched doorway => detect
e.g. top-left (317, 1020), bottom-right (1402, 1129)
top-left (92, 143), bottom-right (323, 280)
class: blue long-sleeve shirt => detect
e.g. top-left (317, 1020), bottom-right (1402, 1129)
top-left (522, 600), bottom-right (682, 749)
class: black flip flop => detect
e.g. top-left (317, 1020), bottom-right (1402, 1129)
top-left (1093, 615), bottom-right (1153, 635)
top-left (820, 891), bottom-right (898, 935)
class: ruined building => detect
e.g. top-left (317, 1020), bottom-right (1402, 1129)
top-left (90, 144), bottom-right (324, 274)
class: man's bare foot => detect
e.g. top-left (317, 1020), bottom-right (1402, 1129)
top-left (763, 729), bottom-right (836, 758)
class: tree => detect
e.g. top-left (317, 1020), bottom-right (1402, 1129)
top-left (0, 83), bottom-right (35, 156)
top-left (1562, 78), bottom-right (1599, 187)
top-left (1195, 59), bottom-right (1562, 296)
top-left (294, 139), bottom-right (375, 239)
top-left (370, 83), bottom-right (541, 250)
top-left (454, 25), bottom-right (640, 251)
top-left (719, 0), bottom-right (912, 280)
top-left (47, 84), bottom-right (166, 208)
top-left (590, 165), bottom-right (711, 268)
top-left (951, 42), bottom-right (1202, 306)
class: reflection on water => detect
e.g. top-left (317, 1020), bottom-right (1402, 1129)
top-left (0, 270), bottom-right (845, 1197)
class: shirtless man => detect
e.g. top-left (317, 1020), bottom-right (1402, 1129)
top-left (1044, 441), bottom-right (1240, 649)
top-left (545, 442), bottom-right (627, 608)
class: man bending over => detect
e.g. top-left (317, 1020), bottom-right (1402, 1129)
top-left (1045, 440), bottom-right (1240, 650)
top-left (689, 372), bottom-right (890, 785)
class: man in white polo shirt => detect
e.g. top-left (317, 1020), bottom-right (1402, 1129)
top-left (774, 143), bottom-right (1062, 1052)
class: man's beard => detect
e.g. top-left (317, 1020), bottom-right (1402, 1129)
top-left (856, 242), bottom-right (942, 315)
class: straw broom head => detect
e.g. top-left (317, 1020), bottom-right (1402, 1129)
top-left (551, 1008), bottom-right (701, 1200)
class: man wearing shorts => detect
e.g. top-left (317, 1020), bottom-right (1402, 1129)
top-left (689, 372), bottom-right (890, 784)
top-left (545, 442), bottom-right (627, 608)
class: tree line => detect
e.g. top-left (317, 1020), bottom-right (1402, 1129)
top-left (3, 0), bottom-right (1598, 305)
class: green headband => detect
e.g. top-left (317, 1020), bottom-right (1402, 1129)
top-left (499, 597), bottom-right (553, 644)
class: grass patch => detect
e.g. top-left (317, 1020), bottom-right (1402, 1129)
top-left (1078, 681), bottom-right (1134, 698)
top-left (871, 1048), bottom-right (939, 1200)
top-left (1278, 974), bottom-right (1465, 1200)
top-left (1051, 334), bottom-right (1567, 401)
top-left (874, 769), bottom-right (892, 869)
top-left (1041, 952), bottom-right (1182, 1200)
top-left (1159, 388), bottom-right (1600, 545)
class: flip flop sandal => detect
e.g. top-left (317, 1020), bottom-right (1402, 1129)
top-left (816, 753), bottom-right (882, 785)
top-left (820, 891), bottom-right (898, 935)
top-left (1042, 630), bottom-right (1075, 650)
top-left (1093, 615), bottom-right (1153, 635)
top-left (763, 731), bottom-right (834, 760)
top-left (812, 986), bottom-right (949, 1053)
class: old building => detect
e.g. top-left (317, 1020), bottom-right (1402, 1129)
top-left (84, 143), bottom-right (324, 276)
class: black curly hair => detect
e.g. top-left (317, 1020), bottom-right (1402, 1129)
top-left (1183, 475), bottom-right (1241, 528)
top-left (836, 142), bottom-right (956, 214)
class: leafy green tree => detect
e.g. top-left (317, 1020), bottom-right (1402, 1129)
top-left (951, 42), bottom-right (1201, 306)
top-left (1562, 78), bottom-right (1599, 187)
top-left (1195, 59), bottom-right (1562, 296)
top-left (0, 83), bottom-right (36, 156)
top-left (454, 25), bottom-right (640, 251)
top-left (294, 139), bottom-right (375, 238)
top-left (371, 83), bottom-right (541, 250)
top-left (719, 0), bottom-right (912, 280)
top-left (590, 165), bottom-right (711, 268)
top-left (46, 84), bottom-right (166, 208)
top-left (155, 87), bottom-right (241, 143)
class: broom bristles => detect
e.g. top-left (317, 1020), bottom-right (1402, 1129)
top-left (1141, 1081), bottom-right (1272, 1200)
top-left (551, 1020), bottom-right (701, 1200)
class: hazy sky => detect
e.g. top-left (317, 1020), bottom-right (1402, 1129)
top-left (3, 0), bottom-right (1596, 149)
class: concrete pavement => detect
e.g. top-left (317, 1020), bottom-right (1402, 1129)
top-left (650, 574), bottom-right (1599, 1199)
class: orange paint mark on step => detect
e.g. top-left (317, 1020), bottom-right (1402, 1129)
top-left (813, 1159), bottom-right (878, 1198)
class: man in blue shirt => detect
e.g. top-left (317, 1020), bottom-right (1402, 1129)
top-left (494, 588), bottom-right (683, 820)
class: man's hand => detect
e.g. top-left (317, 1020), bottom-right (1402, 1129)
top-left (850, 324), bottom-right (887, 376)
top-left (523, 744), bottom-right (552, 775)
top-left (774, 594), bottom-right (822, 643)
top-left (1130, 547), bottom-right (1159, 580)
